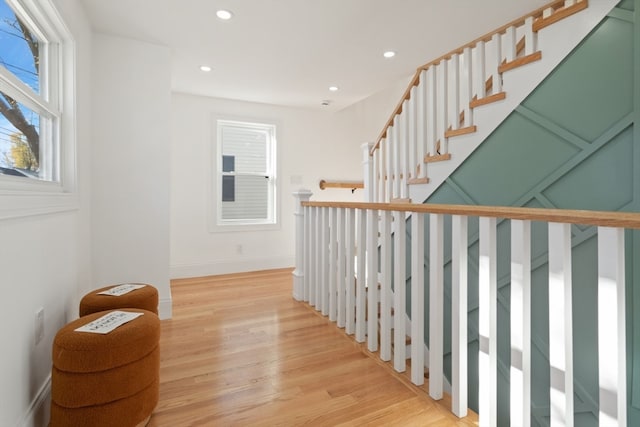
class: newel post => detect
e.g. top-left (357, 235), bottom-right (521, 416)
top-left (292, 189), bottom-right (313, 301)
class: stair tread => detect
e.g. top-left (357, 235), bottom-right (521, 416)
top-left (533, 1), bottom-right (589, 32)
top-left (499, 51), bottom-right (542, 74)
top-left (470, 91), bottom-right (506, 108)
top-left (391, 198), bottom-right (412, 203)
top-left (444, 125), bottom-right (477, 138)
top-left (424, 153), bottom-right (451, 163)
top-left (408, 177), bottom-right (430, 185)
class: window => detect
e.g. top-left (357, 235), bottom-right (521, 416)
top-left (0, 0), bottom-right (72, 186)
top-left (216, 119), bottom-right (277, 227)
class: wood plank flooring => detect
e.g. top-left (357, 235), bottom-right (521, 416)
top-left (148, 268), bottom-right (478, 426)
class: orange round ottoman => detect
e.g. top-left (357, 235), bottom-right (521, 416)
top-left (50, 309), bottom-right (160, 427)
top-left (79, 284), bottom-right (158, 316)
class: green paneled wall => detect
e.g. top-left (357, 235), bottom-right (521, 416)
top-left (410, 1), bottom-right (639, 425)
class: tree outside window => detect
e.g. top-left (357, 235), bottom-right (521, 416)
top-left (0, 0), bottom-right (51, 180)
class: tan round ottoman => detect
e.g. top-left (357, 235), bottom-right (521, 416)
top-left (50, 309), bottom-right (160, 427)
top-left (79, 284), bottom-right (158, 316)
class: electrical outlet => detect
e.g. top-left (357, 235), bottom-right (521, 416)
top-left (35, 307), bottom-right (44, 345)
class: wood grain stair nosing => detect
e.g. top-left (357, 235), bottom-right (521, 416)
top-left (533, 1), bottom-right (589, 32)
top-left (424, 153), bottom-right (452, 163)
top-left (470, 91), bottom-right (506, 109)
top-left (444, 125), bottom-right (477, 138)
top-left (408, 177), bottom-right (430, 185)
top-left (498, 51), bottom-right (542, 74)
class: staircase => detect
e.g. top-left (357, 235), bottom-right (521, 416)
top-left (365, 0), bottom-right (618, 205)
top-left (292, 1), bottom-right (631, 426)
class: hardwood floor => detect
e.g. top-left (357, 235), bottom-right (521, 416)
top-left (148, 268), bottom-right (478, 426)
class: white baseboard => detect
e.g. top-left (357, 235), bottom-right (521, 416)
top-left (158, 296), bottom-right (173, 320)
top-left (170, 256), bottom-right (294, 280)
top-left (20, 374), bottom-right (50, 427)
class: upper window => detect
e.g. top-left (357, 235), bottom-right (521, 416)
top-left (0, 0), bottom-right (63, 183)
top-left (216, 119), bottom-right (277, 227)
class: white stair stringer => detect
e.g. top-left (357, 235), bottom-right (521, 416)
top-left (409, 0), bottom-right (618, 204)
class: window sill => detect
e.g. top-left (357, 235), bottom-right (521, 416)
top-left (209, 221), bottom-right (280, 233)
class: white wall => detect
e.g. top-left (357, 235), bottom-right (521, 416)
top-left (334, 74), bottom-right (412, 146)
top-left (0, 0), bottom-right (93, 426)
top-left (170, 93), bottom-right (364, 278)
top-left (91, 35), bottom-right (172, 318)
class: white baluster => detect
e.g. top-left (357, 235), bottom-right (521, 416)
top-left (462, 47), bottom-right (473, 128)
top-left (337, 207), bottom-right (346, 328)
top-left (543, 7), bottom-right (554, 18)
top-left (383, 130), bottom-right (390, 202)
top-left (426, 67), bottom-right (437, 156)
top-left (292, 189), bottom-right (313, 301)
top-left (309, 207), bottom-right (317, 307)
top-left (511, 220), bottom-right (531, 427)
top-left (492, 33), bottom-right (503, 94)
top-left (321, 207), bottom-right (330, 315)
top-left (411, 212), bottom-right (425, 385)
top-left (380, 210), bottom-right (392, 361)
top-left (345, 208), bottom-right (356, 335)
top-left (597, 227), bottom-right (627, 427)
top-left (565, 0), bottom-right (575, 7)
top-left (479, 217), bottom-right (497, 427)
top-left (363, 142), bottom-right (374, 203)
top-left (524, 16), bottom-right (536, 56)
top-left (393, 117), bottom-right (401, 199)
top-left (505, 26), bottom-right (517, 63)
top-left (386, 128), bottom-right (394, 201)
top-left (417, 70), bottom-right (427, 176)
top-left (372, 150), bottom-right (379, 203)
top-left (408, 86), bottom-right (417, 182)
top-left (449, 54), bottom-right (460, 133)
top-left (367, 208), bottom-right (379, 351)
top-left (381, 137), bottom-right (387, 201)
top-left (548, 222), bottom-right (573, 427)
top-left (394, 210), bottom-right (407, 372)
top-left (401, 97), bottom-right (410, 197)
top-left (396, 109), bottom-right (404, 198)
top-left (475, 41), bottom-right (487, 100)
top-left (315, 206), bottom-right (322, 310)
top-left (303, 206), bottom-right (312, 302)
top-left (437, 60), bottom-right (448, 154)
top-left (378, 141), bottom-right (385, 203)
top-left (429, 213), bottom-right (444, 400)
top-left (355, 208), bottom-right (367, 342)
top-left (329, 207), bottom-right (337, 321)
top-left (452, 215), bottom-right (468, 417)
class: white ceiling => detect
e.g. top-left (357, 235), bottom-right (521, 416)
top-left (80, 0), bottom-right (551, 111)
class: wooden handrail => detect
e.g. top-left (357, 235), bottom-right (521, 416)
top-left (319, 179), bottom-right (364, 191)
top-left (302, 201), bottom-right (640, 230)
top-left (370, 0), bottom-right (572, 155)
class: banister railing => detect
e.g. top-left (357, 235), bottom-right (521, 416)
top-left (371, 0), bottom-right (584, 153)
top-left (292, 194), bottom-right (637, 426)
top-left (318, 179), bottom-right (364, 192)
top-left (366, 0), bottom-right (590, 203)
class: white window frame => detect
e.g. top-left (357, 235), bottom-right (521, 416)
top-left (210, 117), bottom-right (280, 232)
top-left (0, 0), bottom-right (77, 220)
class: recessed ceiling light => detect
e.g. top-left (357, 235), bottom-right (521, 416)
top-left (200, 65), bottom-right (212, 72)
top-left (383, 50), bottom-right (396, 59)
top-left (329, 86), bottom-right (339, 92)
top-left (216, 9), bottom-right (233, 20)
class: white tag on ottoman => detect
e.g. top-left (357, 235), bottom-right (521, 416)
top-left (98, 283), bottom-right (146, 296)
top-left (75, 311), bottom-right (144, 334)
